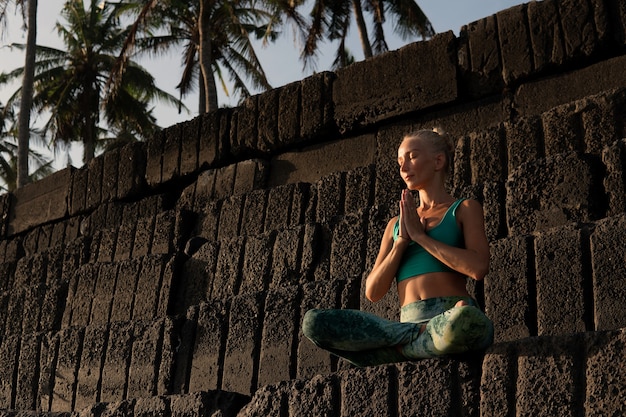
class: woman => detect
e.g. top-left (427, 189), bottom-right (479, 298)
top-left (302, 128), bottom-right (494, 367)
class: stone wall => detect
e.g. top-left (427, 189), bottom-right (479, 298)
top-left (1, 0), bottom-right (626, 415)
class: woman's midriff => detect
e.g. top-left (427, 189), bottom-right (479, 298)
top-left (397, 272), bottom-right (469, 307)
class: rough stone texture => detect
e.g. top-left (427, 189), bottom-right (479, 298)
top-left (485, 236), bottom-right (532, 342)
top-left (339, 366), bottom-right (392, 416)
top-left (397, 360), bottom-right (454, 417)
top-left (534, 225), bottom-right (587, 336)
top-left (499, 4), bottom-right (533, 84)
top-left (589, 214), bottom-right (626, 331)
top-left (334, 32), bottom-right (457, 133)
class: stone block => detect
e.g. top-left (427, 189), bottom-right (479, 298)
top-left (558, 0), bottom-right (598, 58)
top-left (75, 325), bottom-right (107, 411)
top-left (301, 71), bottom-right (335, 140)
top-left (217, 195), bottom-right (244, 241)
top-left (344, 165), bottom-right (375, 214)
top-left (214, 167), bottom-right (237, 204)
top-left (96, 228), bottom-right (117, 263)
top-left (171, 307), bottom-right (197, 394)
top-left (288, 375), bottom-right (336, 416)
top-left (69, 167), bottom-right (88, 216)
top-left (580, 91), bottom-right (623, 155)
top-left (257, 88), bottom-right (279, 153)
top-left (212, 236), bottom-right (244, 300)
top-left (482, 181), bottom-right (505, 242)
top-left (240, 189), bottom-right (268, 236)
top-left (606, 0), bottom-right (626, 45)
top-left (162, 123), bottom-right (183, 183)
top-left (504, 116), bottom-right (543, 176)
top-left (157, 256), bottom-right (177, 318)
top-left (469, 125), bottom-right (506, 184)
top-left (258, 286), bottom-right (299, 387)
top-left (37, 332), bottom-right (56, 412)
top-left (498, 4), bottom-right (533, 84)
top-left (290, 183), bottom-right (314, 227)
top-left (127, 319), bottom-right (163, 398)
top-left (14, 333), bottom-right (41, 410)
top-left (100, 322), bottom-right (133, 403)
top-left (180, 116), bottom-right (200, 177)
top-left (231, 96), bottom-right (258, 157)
top-left (459, 15), bottom-right (503, 98)
top-left (334, 33), bottom-right (456, 133)
top-left (179, 243), bottom-right (218, 311)
top-left (192, 170), bottom-right (216, 212)
top-left (330, 211), bottom-right (367, 281)
top-left (222, 293), bottom-right (262, 395)
top-left (114, 220), bottom-right (136, 262)
top-left (197, 201), bottom-right (221, 242)
top-left (169, 391), bottom-right (249, 417)
top-left (602, 139), bottom-right (626, 217)
top-left (0, 335), bottom-right (18, 408)
top-left (541, 102), bottom-right (583, 156)
top-left (237, 382), bottom-right (288, 417)
top-left (133, 254), bottom-right (169, 320)
top-left (277, 81), bottom-right (300, 145)
top-left (270, 226), bottom-right (303, 289)
top-left (480, 343), bottom-right (517, 417)
top-left (89, 262), bottom-right (117, 326)
top-left (528, 0), bottom-right (566, 72)
top-left (584, 329), bottom-right (626, 415)
top-left (506, 152), bottom-right (595, 235)
top-left (152, 211), bottom-right (175, 255)
top-left (485, 236), bottom-right (532, 342)
top-left (101, 148), bottom-right (119, 203)
top-left (534, 225), bottom-right (587, 336)
top-left (297, 281), bottom-right (339, 379)
top-left (233, 159), bottom-right (267, 197)
top-left (339, 366), bottom-right (392, 416)
top-left (7, 168), bottom-right (72, 236)
top-left (50, 327), bottom-right (84, 412)
top-left (589, 214), bottom-right (626, 331)
top-left (188, 301), bottom-right (227, 392)
top-left (110, 258), bottom-right (141, 323)
top-left (86, 156), bottom-right (103, 211)
top-left (198, 110), bottom-right (226, 168)
top-left (240, 233), bottom-right (274, 295)
top-left (263, 184), bottom-right (293, 233)
top-left (133, 396), bottom-right (169, 417)
top-left (316, 172), bottom-right (344, 224)
top-left (64, 264), bottom-right (99, 328)
top-left (21, 284), bottom-right (45, 334)
top-left (516, 334), bottom-right (583, 416)
top-left (397, 360), bottom-right (454, 417)
top-left (133, 215), bottom-right (155, 258)
top-left (145, 130), bottom-right (164, 187)
top-left (117, 142), bottom-right (146, 199)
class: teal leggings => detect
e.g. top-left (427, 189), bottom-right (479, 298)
top-left (302, 296), bottom-right (494, 367)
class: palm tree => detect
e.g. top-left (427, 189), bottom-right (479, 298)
top-left (1, 0), bottom-right (183, 164)
top-left (0, 0), bottom-right (37, 188)
top-left (300, 0), bottom-right (435, 69)
top-left (109, 0), bottom-right (281, 114)
top-left (0, 101), bottom-right (53, 193)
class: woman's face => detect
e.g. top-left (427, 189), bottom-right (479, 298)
top-left (397, 136), bottom-right (438, 190)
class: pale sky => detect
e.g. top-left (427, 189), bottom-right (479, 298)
top-left (0, 0), bottom-right (528, 167)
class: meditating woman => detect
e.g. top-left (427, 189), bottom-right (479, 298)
top-left (302, 128), bottom-right (494, 367)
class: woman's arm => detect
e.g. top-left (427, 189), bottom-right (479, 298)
top-left (401, 196), bottom-right (490, 281)
top-left (365, 216), bottom-right (410, 302)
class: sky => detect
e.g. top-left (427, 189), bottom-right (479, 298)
top-left (0, 0), bottom-right (528, 168)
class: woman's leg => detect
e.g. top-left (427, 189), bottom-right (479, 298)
top-left (302, 308), bottom-right (420, 367)
top-left (401, 304), bottom-right (494, 359)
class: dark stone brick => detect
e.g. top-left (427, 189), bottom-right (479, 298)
top-left (264, 185), bottom-right (293, 233)
top-left (100, 322), bottom-right (133, 403)
top-left (485, 236), bottom-right (532, 342)
top-left (96, 228), bottom-right (117, 263)
top-left (344, 165), bottom-right (375, 214)
top-left (528, 0), bottom-right (566, 72)
top-left (589, 214), bottom-right (626, 331)
top-left (330, 211), bottom-right (367, 281)
top-left (240, 189), bottom-right (268, 236)
top-left (101, 149), bottom-right (119, 203)
top-left (506, 152), bottom-right (594, 235)
top-left (233, 159), bottom-right (267, 197)
top-left (14, 333), bottom-right (41, 410)
top-left (584, 330), bottom-right (626, 414)
top-left (288, 375), bottom-right (337, 417)
top-left (316, 172), bottom-right (344, 224)
top-left (133, 215), bottom-right (155, 258)
top-left (237, 382), bottom-right (288, 417)
top-left (277, 81), bottom-right (300, 145)
top-left (189, 301), bottom-right (227, 392)
top-left (559, 0), bottom-right (598, 58)
top-left (459, 15), bottom-right (504, 98)
top-left (0, 335), bottom-right (19, 408)
top-left (602, 139), bottom-right (626, 217)
top-left (480, 343), bottom-right (516, 417)
top-left (397, 360), bottom-right (454, 416)
top-left (162, 123), bottom-right (183, 183)
top-left (301, 72), bottom-right (335, 141)
top-left (118, 142), bottom-right (147, 199)
top-left (134, 254), bottom-right (170, 320)
top-left (534, 225), bottom-right (587, 335)
top-left (469, 125), bottom-right (506, 184)
top-left (257, 88), bottom-right (279, 153)
top-left (75, 325), bottom-right (107, 411)
top-left (270, 226), bottom-right (303, 288)
top-left (258, 286), bottom-right (299, 387)
top-left (223, 293), bottom-right (262, 395)
top-left (217, 196), bottom-right (243, 241)
top-left (504, 116), bottom-right (543, 175)
top-left (198, 110), bottom-right (227, 168)
top-left (111, 258), bottom-right (141, 323)
top-left (69, 167), bottom-right (88, 217)
top-left (127, 319), bottom-right (163, 398)
top-left (516, 334), bottom-right (583, 416)
top-left (498, 4), bottom-right (533, 84)
top-left (240, 233), bottom-right (274, 295)
top-left (339, 366), bottom-right (392, 416)
top-left (179, 242), bottom-right (218, 310)
top-left (232, 96), bottom-right (258, 158)
top-left (180, 116), bottom-right (200, 177)
top-left (145, 130), bottom-right (164, 187)
top-left (89, 262), bottom-right (118, 326)
top-left (541, 102), bottom-right (583, 156)
top-left (214, 164), bottom-right (237, 201)
top-left (212, 236), bottom-right (244, 300)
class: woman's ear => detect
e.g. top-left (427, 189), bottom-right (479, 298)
top-left (434, 152), bottom-right (446, 171)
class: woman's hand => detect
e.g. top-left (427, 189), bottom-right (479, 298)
top-left (399, 189), bottom-right (424, 241)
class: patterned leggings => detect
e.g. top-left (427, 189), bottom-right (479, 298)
top-left (302, 296), bottom-right (494, 367)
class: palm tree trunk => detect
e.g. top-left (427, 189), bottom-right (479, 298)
top-left (17, 0), bottom-right (38, 188)
top-left (198, 0), bottom-right (218, 112)
top-left (351, 0), bottom-right (372, 59)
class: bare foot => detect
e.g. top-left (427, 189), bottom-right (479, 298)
top-left (455, 300), bottom-right (469, 307)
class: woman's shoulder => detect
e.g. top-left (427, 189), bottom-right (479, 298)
top-left (456, 198), bottom-right (485, 221)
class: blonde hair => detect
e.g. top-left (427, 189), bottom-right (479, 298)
top-left (403, 128), bottom-right (454, 177)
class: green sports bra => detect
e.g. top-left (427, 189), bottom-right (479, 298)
top-left (393, 199), bottom-right (466, 282)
